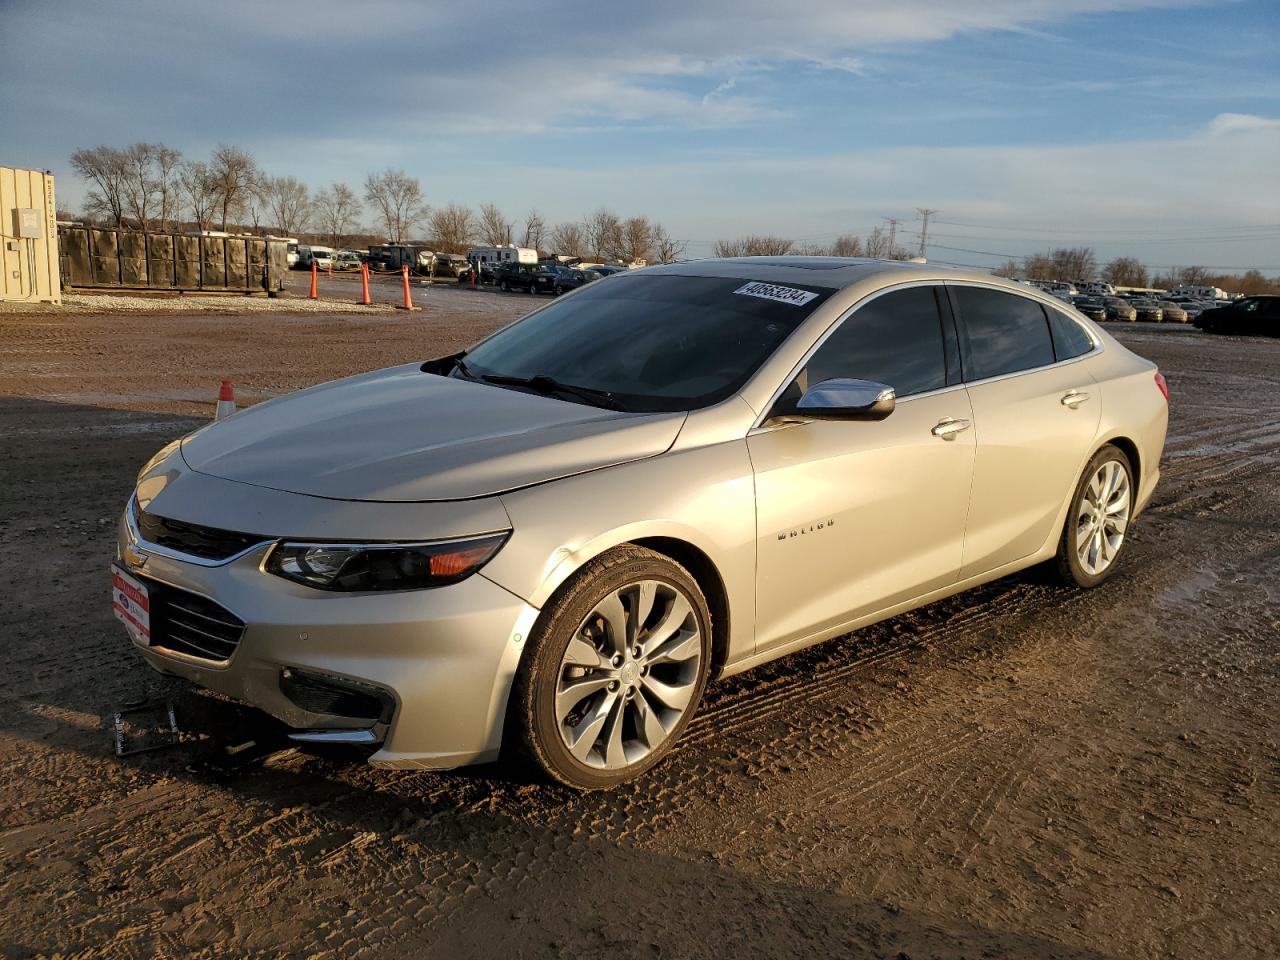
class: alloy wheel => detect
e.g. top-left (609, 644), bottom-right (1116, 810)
top-left (554, 579), bottom-right (702, 770)
top-left (1076, 460), bottom-right (1131, 576)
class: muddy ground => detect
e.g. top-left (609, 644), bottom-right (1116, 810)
top-left (0, 300), bottom-right (1277, 959)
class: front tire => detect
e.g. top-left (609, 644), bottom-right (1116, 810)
top-left (1052, 444), bottom-right (1134, 588)
top-left (508, 545), bottom-right (712, 790)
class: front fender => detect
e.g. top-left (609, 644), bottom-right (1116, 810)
top-left (482, 441), bottom-right (758, 666)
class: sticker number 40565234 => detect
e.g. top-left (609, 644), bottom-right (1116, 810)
top-left (733, 281), bottom-right (819, 307)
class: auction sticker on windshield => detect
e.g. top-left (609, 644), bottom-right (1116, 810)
top-left (733, 281), bottom-right (819, 307)
top-left (112, 565), bottom-right (151, 645)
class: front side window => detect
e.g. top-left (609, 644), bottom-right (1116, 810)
top-left (953, 286), bottom-right (1056, 381)
top-left (795, 286), bottom-right (948, 398)
top-left (461, 274), bottom-right (834, 412)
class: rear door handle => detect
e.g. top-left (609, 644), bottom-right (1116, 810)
top-left (1061, 390), bottom-right (1090, 408)
top-left (931, 418), bottom-right (971, 440)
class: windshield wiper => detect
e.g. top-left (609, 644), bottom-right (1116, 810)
top-left (452, 356), bottom-right (479, 381)
top-left (477, 372), bottom-right (625, 411)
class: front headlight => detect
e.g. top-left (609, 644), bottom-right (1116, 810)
top-left (264, 532), bottom-right (509, 592)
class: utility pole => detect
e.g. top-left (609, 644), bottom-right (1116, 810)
top-left (916, 208), bottom-right (938, 258)
top-left (882, 217), bottom-right (899, 252)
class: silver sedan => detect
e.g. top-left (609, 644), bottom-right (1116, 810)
top-left (114, 258), bottom-right (1169, 788)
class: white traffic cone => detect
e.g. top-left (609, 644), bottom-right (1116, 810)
top-left (215, 379), bottom-right (237, 420)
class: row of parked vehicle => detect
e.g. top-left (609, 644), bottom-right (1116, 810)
top-left (1046, 287), bottom-right (1278, 336)
top-left (461, 260), bottom-right (630, 296)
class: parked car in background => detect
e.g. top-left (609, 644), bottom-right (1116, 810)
top-left (590, 265), bottom-right (628, 277)
top-left (494, 261), bottom-right (542, 293)
top-left (296, 245), bottom-right (335, 271)
top-left (1078, 281), bottom-right (1116, 297)
top-left (1156, 301), bottom-right (1188, 324)
top-left (112, 258), bottom-right (1168, 788)
top-left (1103, 297), bottom-right (1138, 322)
top-left (530, 264), bottom-right (602, 295)
top-left (333, 251), bottom-right (363, 271)
top-left (1071, 296), bottom-right (1107, 322)
top-left (1194, 295), bottom-right (1280, 336)
top-left (1128, 299), bottom-right (1164, 323)
top-left (422, 253), bottom-right (471, 279)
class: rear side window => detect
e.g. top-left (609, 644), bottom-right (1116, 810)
top-left (801, 286), bottom-right (947, 398)
top-left (1046, 308), bottom-right (1095, 361)
top-left (953, 287), bottom-right (1056, 381)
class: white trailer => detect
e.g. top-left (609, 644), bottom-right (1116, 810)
top-left (467, 244), bottom-right (537, 266)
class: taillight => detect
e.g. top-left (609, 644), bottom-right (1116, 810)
top-left (1154, 371), bottom-right (1169, 401)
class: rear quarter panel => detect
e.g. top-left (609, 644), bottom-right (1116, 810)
top-left (1082, 334), bottom-right (1168, 515)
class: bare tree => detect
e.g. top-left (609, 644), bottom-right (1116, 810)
top-left (582, 208), bottom-right (624, 260)
top-left (521, 209), bottom-right (547, 250)
top-left (428, 203), bottom-right (476, 253)
top-left (1052, 247), bottom-right (1097, 283)
top-left (550, 222), bottom-right (587, 259)
top-left (652, 224), bottom-right (685, 263)
top-left (242, 171), bottom-right (271, 234)
top-left (618, 216), bottom-right (656, 264)
top-left (830, 234), bottom-right (863, 258)
top-left (364, 169), bottom-right (425, 242)
top-left (119, 144), bottom-right (160, 230)
top-left (152, 144), bottom-right (183, 230)
top-left (478, 202), bottom-right (512, 246)
top-left (178, 160), bottom-right (219, 230)
top-left (263, 176), bottom-right (313, 235)
top-left (1103, 256), bottom-right (1148, 288)
top-left (714, 234), bottom-right (794, 257)
top-left (1176, 265), bottom-right (1212, 286)
top-left (993, 259), bottom-right (1022, 279)
top-left (791, 241), bottom-right (832, 256)
top-left (314, 182), bottom-right (362, 248)
top-left (208, 144), bottom-right (260, 231)
top-left (1234, 269), bottom-right (1274, 295)
top-left (70, 146), bottom-right (128, 226)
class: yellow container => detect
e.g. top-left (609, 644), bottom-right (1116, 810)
top-left (0, 166), bottom-right (61, 304)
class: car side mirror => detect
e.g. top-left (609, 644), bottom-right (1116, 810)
top-left (769, 378), bottom-right (896, 423)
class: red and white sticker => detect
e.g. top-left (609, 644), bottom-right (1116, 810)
top-left (733, 281), bottom-right (819, 307)
top-left (111, 565), bottom-right (151, 645)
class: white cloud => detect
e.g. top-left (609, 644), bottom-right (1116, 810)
top-left (1204, 112), bottom-right (1280, 135)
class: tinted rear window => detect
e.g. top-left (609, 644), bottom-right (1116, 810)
top-left (462, 274), bottom-right (834, 412)
top-left (1047, 307), bottom-right (1096, 361)
top-left (953, 286), bottom-right (1056, 381)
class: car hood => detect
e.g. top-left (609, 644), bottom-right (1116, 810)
top-left (180, 364), bottom-right (686, 502)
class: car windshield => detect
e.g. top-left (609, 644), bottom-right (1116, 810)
top-left (459, 273), bottom-right (834, 412)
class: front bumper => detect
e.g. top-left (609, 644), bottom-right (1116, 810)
top-left (117, 510), bottom-right (539, 770)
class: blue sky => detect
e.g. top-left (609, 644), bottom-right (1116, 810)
top-left (2, 0), bottom-right (1277, 272)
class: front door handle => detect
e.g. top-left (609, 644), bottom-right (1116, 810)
top-left (931, 418), bottom-right (971, 440)
top-left (1061, 390), bottom-right (1091, 408)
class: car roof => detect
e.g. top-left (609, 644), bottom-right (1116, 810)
top-left (640, 256), bottom-right (1031, 293)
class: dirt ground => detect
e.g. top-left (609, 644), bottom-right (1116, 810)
top-left (0, 298), bottom-right (1277, 959)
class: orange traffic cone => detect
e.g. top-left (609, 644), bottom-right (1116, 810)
top-left (397, 264), bottom-right (417, 310)
top-left (360, 263), bottom-right (371, 305)
top-left (309, 262), bottom-right (318, 300)
top-left (215, 379), bottom-right (236, 420)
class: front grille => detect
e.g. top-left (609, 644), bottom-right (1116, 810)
top-left (136, 506), bottom-right (264, 561)
top-left (147, 580), bottom-right (246, 662)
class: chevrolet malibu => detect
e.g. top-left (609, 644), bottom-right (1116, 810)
top-left (113, 258), bottom-right (1169, 789)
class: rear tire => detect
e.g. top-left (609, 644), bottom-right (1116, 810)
top-left (1051, 444), bottom-right (1134, 588)
top-left (508, 545), bottom-right (712, 790)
